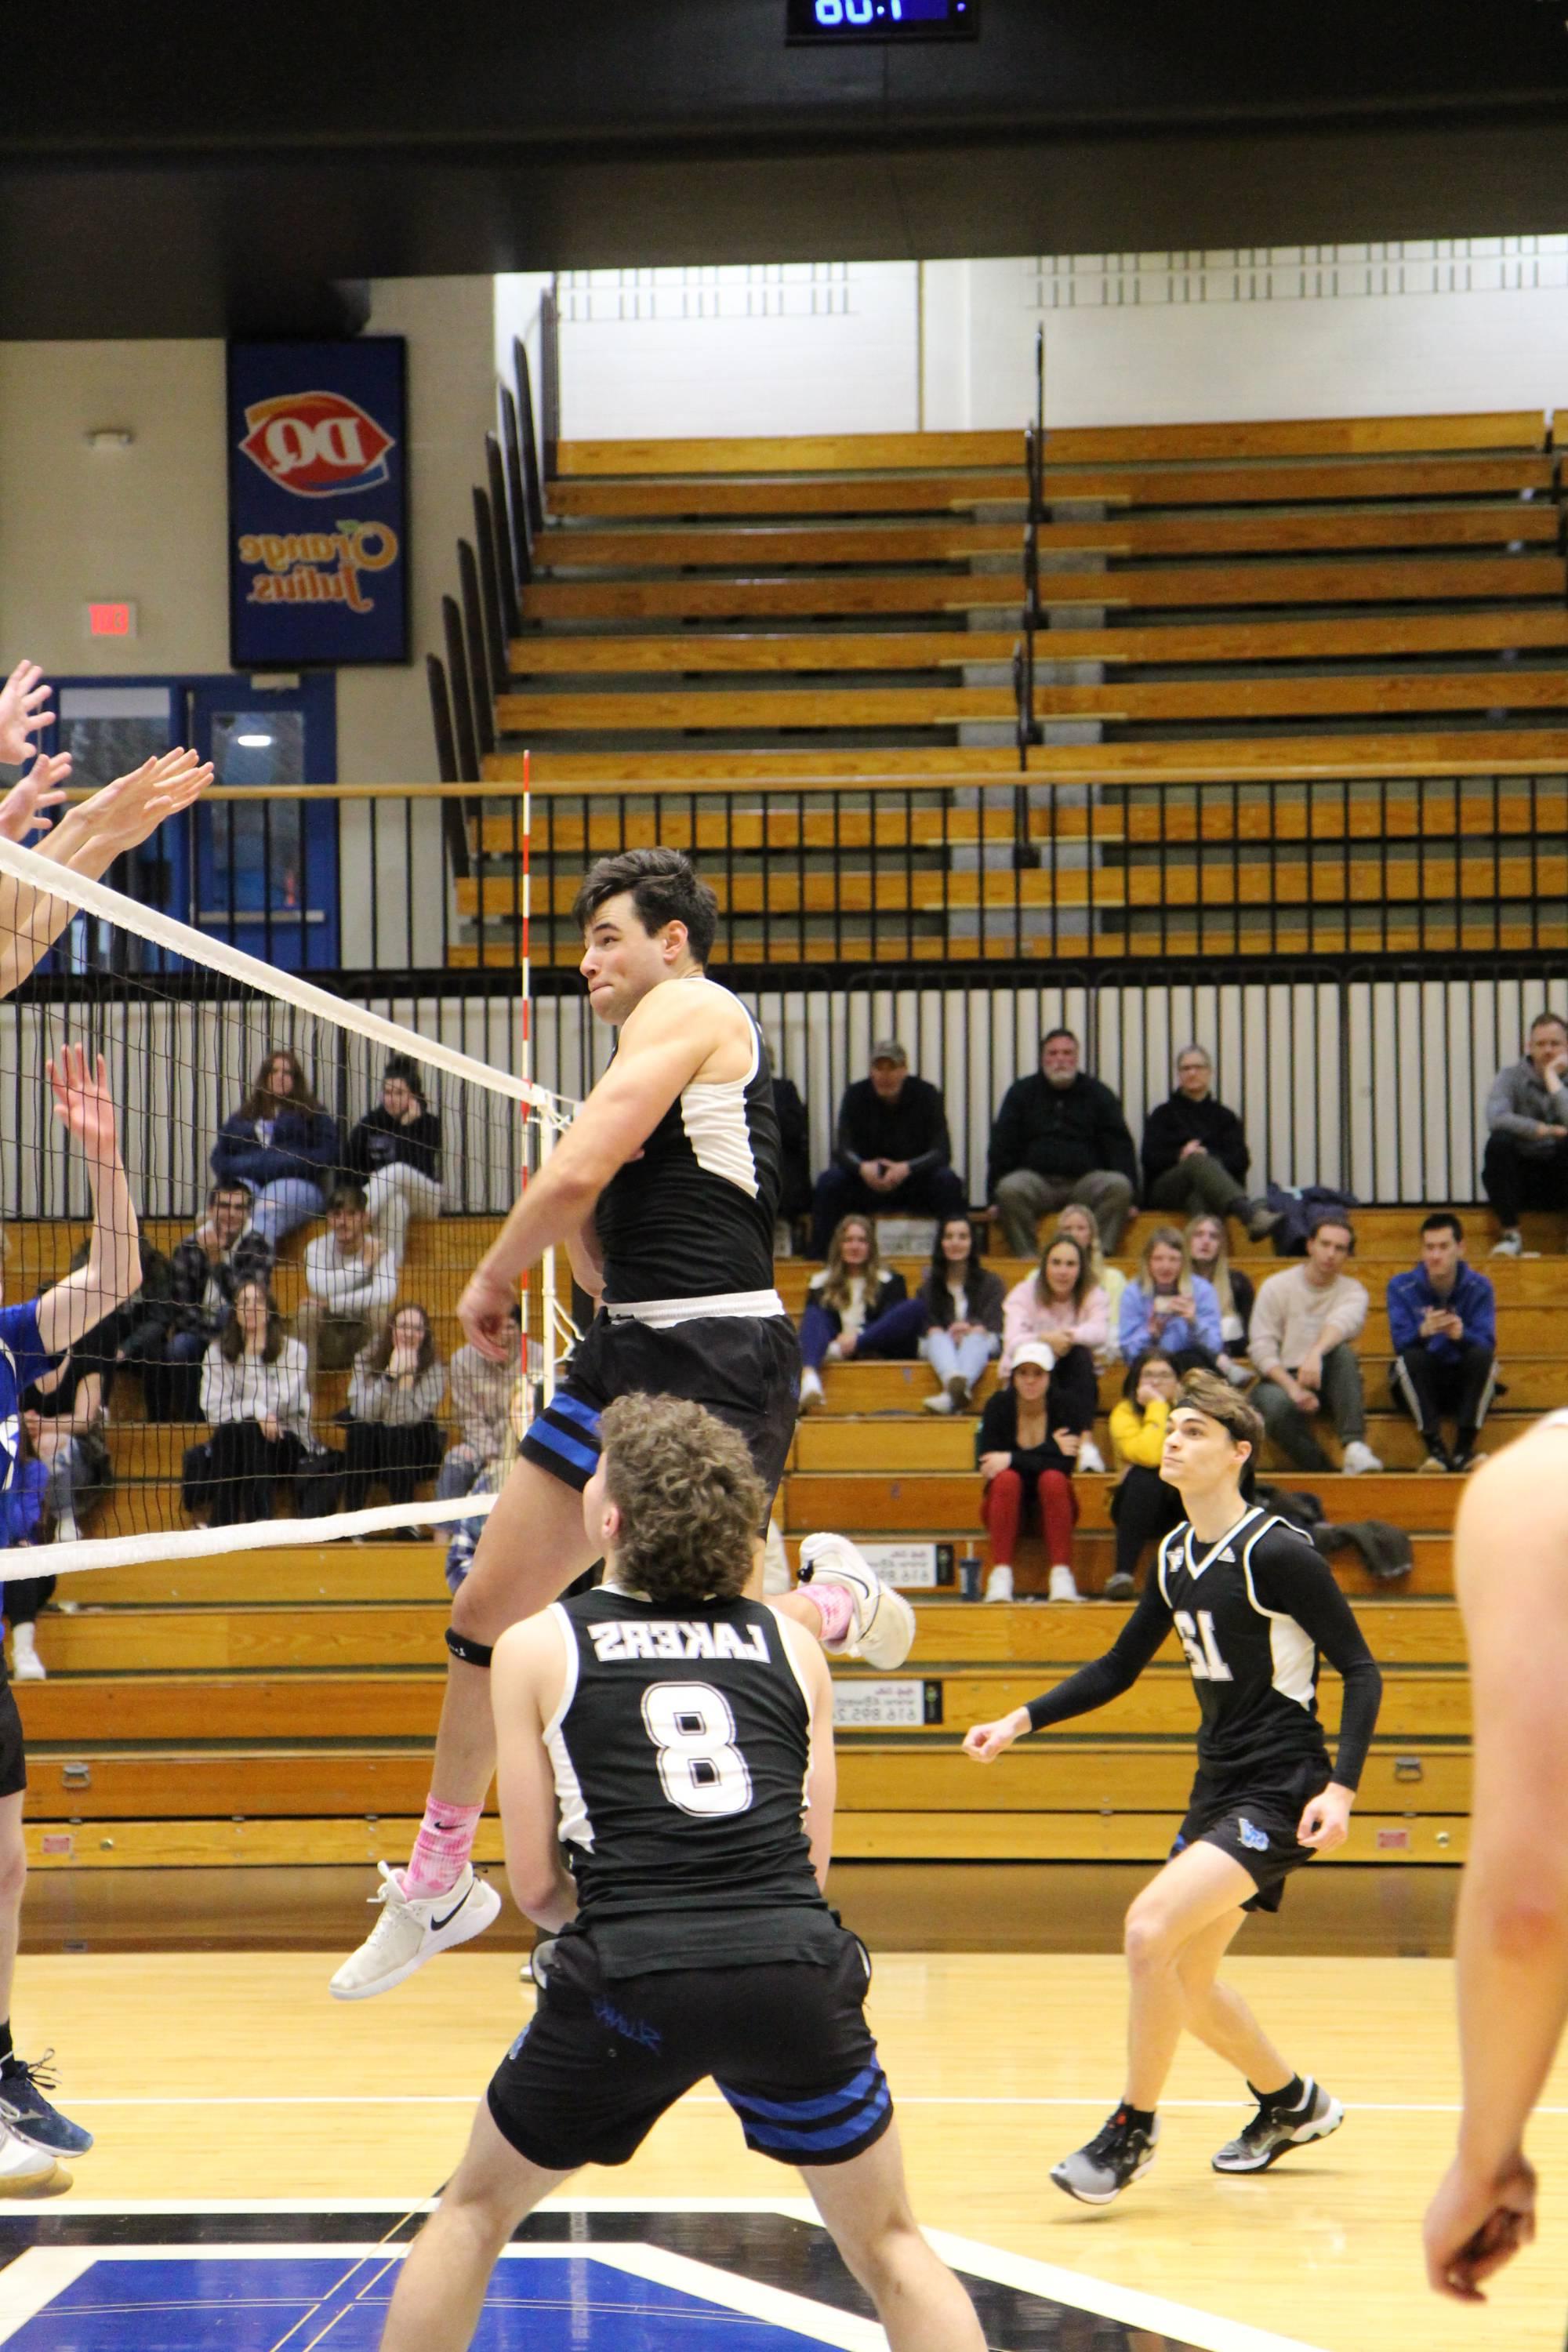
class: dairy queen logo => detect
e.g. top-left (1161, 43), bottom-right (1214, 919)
top-left (238, 390), bottom-right (395, 498)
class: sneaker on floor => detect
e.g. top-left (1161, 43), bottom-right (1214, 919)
top-left (797, 1367), bottom-right (824, 1415)
top-left (0, 2054), bottom-right (92, 2158)
top-left (982, 1563), bottom-right (1014, 1603)
top-left (1418, 1443), bottom-right (1452, 1474)
top-left (9, 1642), bottom-right (44, 1683)
top-left (1047, 1563), bottom-right (1080, 1602)
top-left (1490, 1229), bottom-right (1523, 1258)
top-left (0, 2125), bottom-right (67, 2195)
top-left (921, 1390), bottom-right (955, 1415)
top-left (1340, 1441), bottom-right (1383, 1475)
top-left (1076, 1438), bottom-right (1106, 1475)
top-left (1244, 1201), bottom-right (1283, 1243)
top-left (328, 1861), bottom-right (501, 2001)
top-left (1104, 1570), bottom-right (1136, 1600)
top-left (1051, 2106), bottom-right (1159, 2205)
top-left (798, 1532), bottom-right (916, 1669)
top-left (1212, 2078), bottom-right (1344, 2173)
top-left (1450, 1450), bottom-right (1487, 1474)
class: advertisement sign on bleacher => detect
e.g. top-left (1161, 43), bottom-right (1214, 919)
top-left (227, 339), bottom-right (409, 667)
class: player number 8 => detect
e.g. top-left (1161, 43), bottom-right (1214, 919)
top-left (642, 1682), bottom-right (755, 1817)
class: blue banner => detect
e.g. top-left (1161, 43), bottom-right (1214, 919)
top-left (227, 339), bottom-right (409, 667)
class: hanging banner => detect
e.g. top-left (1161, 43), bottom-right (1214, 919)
top-left (227, 339), bottom-right (409, 667)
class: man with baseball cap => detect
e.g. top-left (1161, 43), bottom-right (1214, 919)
top-left (810, 1040), bottom-right (967, 1256)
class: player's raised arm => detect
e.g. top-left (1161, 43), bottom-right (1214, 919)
top-left (492, 1611), bottom-right (580, 1933)
top-left (1425, 1430), bottom-right (1568, 2301)
top-left (34, 1046), bottom-right (140, 1357)
top-left (964, 1580), bottom-right (1175, 1762)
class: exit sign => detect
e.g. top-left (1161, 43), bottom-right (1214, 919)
top-left (85, 601), bottom-right (137, 640)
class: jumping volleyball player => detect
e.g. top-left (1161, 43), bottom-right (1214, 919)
top-left (966, 1370), bottom-right (1382, 2203)
top-left (335, 849), bottom-right (914, 1998)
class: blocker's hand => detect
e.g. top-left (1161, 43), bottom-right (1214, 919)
top-left (0, 662), bottom-right (56, 766)
top-left (460, 1262), bottom-right (522, 1362)
top-left (0, 752), bottom-right (71, 844)
top-left (1425, 2150), bottom-right (1537, 2302)
top-left (76, 748), bottom-right (213, 853)
top-left (1296, 1780), bottom-right (1353, 1853)
top-left (45, 1043), bottom-right (119, 1164)
top-left (964, 1708), bottom-right (1028, 1763)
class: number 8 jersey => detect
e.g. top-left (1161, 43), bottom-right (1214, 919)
top-left (1025, 1505), bottom-right (1382, 1797)
top-left (540, 1584), bottom-right (830, 1959)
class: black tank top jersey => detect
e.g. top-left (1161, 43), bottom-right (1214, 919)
top-left (544, 1585), bottom-right (828, 1946)
top-left (593, 989), bottom-right (782, 1305)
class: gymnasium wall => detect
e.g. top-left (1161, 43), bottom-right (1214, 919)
top-left (506, 239), bottom-right (1568, 439)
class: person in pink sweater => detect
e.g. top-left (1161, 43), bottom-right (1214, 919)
top-left (998, 1235), bottom-right (1106, 1463)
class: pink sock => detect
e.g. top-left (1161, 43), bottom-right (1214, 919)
top-left (807, 1581), bottom-right (855, 1648)
top-left (400, 1796), bottom-right (484, 1900)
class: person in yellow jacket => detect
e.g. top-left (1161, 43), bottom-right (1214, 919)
top-left (1105, 1352), bottom-right (1185, 1599)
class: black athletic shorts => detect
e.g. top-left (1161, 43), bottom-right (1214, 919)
top-left (1170, 1757), bottom-right (1330, 1915)
top-left (487, 1921), bottom-right (891, 2174)
top-left (519, 1308), bottom-right (800, 1511)
top-left (0, 1681), bottom-right (26, 1800)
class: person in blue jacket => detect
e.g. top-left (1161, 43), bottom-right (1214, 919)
top-left (1118, 1225), bottom-right (1223, 1374)
top-left (1386, 1213), bottom-right (1497, 1474)
top-left (210, 1047), bottom-right (340, 1254)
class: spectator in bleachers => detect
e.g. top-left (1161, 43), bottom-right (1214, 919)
top-left (976, 1341), bottom-right (1082, 1604)
top-left (20, 1311), bottom-right (117, 1546)
top-left (198, 1279), bottom-right (314, 1526)
top-left (1483, 1011), bottom-right (1568, 1257)
top-left (810, 1040), bottom-right (966, 1258)
top-left (1105, 1350), bottom-right (1185, 1602)
top-left (1387, 1212), bottom-right (1497, 1474)
top-left (797, 1216), bottom-right (908, 1414)
top-left (999, 1233), bottom-right (1105, 1468)
top-left (916, 1215), bottom-right (1006, 1416)
top-left (1249, 1214), bottom-right (1382, 1474)
top-left (341, 1306), bottom-right (448, 1537)
top-left (1139, 1046), bottom-right (1280, 1241)
top-left (1184, 1212), bottom-right (1254, 1385)
top-left (1050, 1203), bottom-right (1126, 1356)
top-left (0, 1421), bottom-right (53, 1680)
top-left (437, 1307), bottom-right (523, 1513)
top-left (1118, 1225), bottom-right (1222, 1375)
top-left (211, 1047), bottom-right (339, 1254)
top-left (345, 1055), bottom-right (442, 1272)
top-left (987, 1029), bottom-right (1138, 1259)
top-left (769, 1062), bottom-right (813, 1235)
top-left (122, 1181), bottom-right (273, 1423)
top-left (296, 1183), bottom-right (398, 1373)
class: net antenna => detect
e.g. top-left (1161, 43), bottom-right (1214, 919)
top-left (0, 826), bottom-right (576, 1575)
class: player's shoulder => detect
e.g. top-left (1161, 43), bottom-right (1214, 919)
top-left (622, 973), bottom-right (749, 1050)
top-left (1238, 1511), bottom-right (1327, 1588)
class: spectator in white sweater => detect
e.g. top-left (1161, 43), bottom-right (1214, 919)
top-left (1248, 1216), bottom-right (1382, 1474)
top-left (199, 1279), bottom-right (314, 1526)
top-left (296, 1184), bottom-right (398, 1371)
top-left (341, 1305), bottom-right (448, 1537)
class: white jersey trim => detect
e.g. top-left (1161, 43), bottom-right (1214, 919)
top-left (1238, 1515), bottom-right (1319, 1715)
top-left (543, 1602), bottom-right (595, 1855)
top-left (677, 1009), bottom-right (761, 1201)
top-left (605, 1287), bottom-right (786, 1327)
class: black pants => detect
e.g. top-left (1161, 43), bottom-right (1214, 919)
top-left (810, 1162), bottom-right (967, 1258)
top-left (4, 1574), bottom-right (55, 1631)
top-left (207, 1420), bottom-right (306, 1527)
top-left (1047, 1344), bottom-right (1099, 1436)
top-left (342, 1418), bottom-right (445, 1513)
top-left (1389, 1343), bottom-right (1497, 1451)
top-left (1109, 1465), bottom-right (1185, 1588)
top-left (1482, 1131), bottom-right (1568, 1227)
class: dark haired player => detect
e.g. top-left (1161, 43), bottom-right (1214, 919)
top-left (376, 1392), bottom-right (983, 2352)
top-left (334, 848), bottom-right (913, 1999)
top-left (965, 1369), bottom-right (1383, 2205)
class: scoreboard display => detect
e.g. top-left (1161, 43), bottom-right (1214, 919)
top-left (786, 0), bottom-right (978, 39)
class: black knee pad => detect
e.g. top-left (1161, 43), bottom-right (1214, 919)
top-left (445, 1626), bottom-right (494, 1670)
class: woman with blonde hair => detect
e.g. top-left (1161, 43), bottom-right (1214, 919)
top-left (1117, 1224), bottom-right (1221, 1373)
top-left (797, 1215), bottom-right (908, 1413)
top-left (1185, 1212), bottom-right (1254, 1387)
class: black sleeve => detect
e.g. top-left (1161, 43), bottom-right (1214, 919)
top-left (1025, 1577), bottom-right (1174, 1733)
top-left (1094, 1083), bottom-right (1140, 1190)
top-left (344, 1119), bottom-right (372, 1179)
top-left (905, 1080), bottom-right (951, 1178)
top-left (1216, 1105), bottom-right (1251, 1186)
top-left (1249, 1533), bottom-right (1384, 1790)
top-left (833, 1086), bottom-right (864, 1175)
top-left (985, 1083), bottom-right (1024, 1198)
top-left (975, 1388), bottom-right (1011, 1463)
top-left (1140, 1101), bottom-right (1180, 1188)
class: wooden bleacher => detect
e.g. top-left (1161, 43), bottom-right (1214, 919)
top-left (9, 1199), bottom-right (1557, 1876)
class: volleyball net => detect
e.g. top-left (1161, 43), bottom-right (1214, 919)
top-left (0, 825), bottom-right (579, 1573)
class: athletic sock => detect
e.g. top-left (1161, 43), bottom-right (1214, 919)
top-left (1253, 2074), bottom-right (1306, 2114)
top-left (804, 1581), bottom-right (855, 1647)
top-left (1122, 2103), bottom-right (1156, 2134)
top-left (400, 1796), bottom-right (484, 1900)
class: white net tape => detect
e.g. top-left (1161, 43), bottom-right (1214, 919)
top-left (0, 826), bottom-right (577, 1577)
